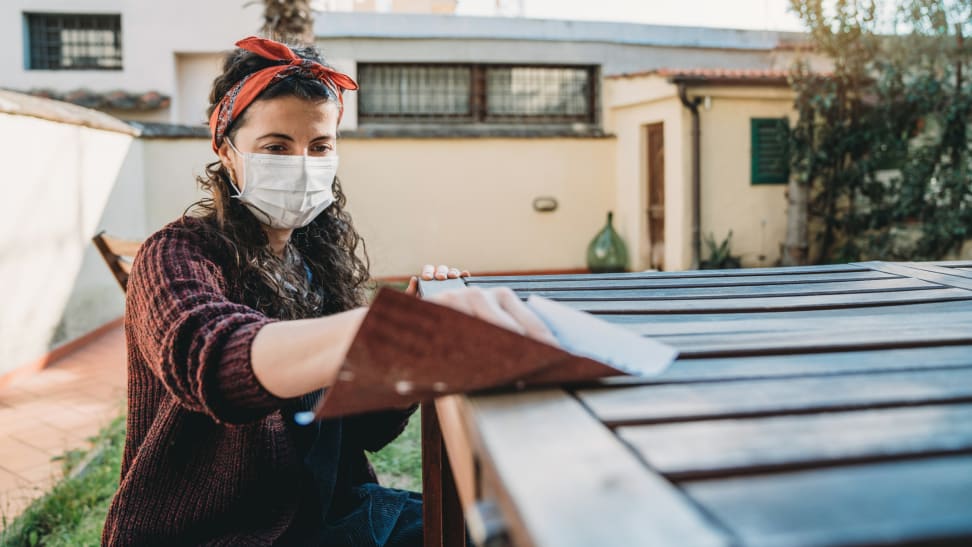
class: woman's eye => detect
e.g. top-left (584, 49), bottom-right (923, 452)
top-left (311, 145), bottom-right (333, 154)
top-left (263, 144), bottom-right (287, 152)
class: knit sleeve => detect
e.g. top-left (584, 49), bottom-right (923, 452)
top-left (126, 224), bottom-right (290, 424)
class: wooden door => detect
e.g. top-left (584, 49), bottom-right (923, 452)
top-left (647, 123), bottom-right (665, 270)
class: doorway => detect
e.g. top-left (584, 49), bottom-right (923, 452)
top-left (646, 122), bottom-right (665, 271)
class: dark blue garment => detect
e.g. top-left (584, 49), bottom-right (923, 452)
top-left (281, 379), bottom-right (422, 547)
top-left (283, 258), bottom-right (422, 546)
top-left (318, 484), bottom-right (423, 547)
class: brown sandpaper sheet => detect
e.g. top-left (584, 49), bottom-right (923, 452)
top-left (312, 287), bottom-right (677, 419)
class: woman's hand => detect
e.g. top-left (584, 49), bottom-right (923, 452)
top-left (428, 286), bottom-right (559, 347)
top-left (404, 264), bottom-right (470, 295)
top-left (403, 264), bottom-right (557, 347)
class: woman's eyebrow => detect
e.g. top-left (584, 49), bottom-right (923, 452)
top-left (256, 132), bottom-right (294, 141)
top-left (311, 133), bottom-right (337, 142)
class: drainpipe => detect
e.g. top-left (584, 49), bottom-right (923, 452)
top-left (677, 83), bottom-right (703, 270)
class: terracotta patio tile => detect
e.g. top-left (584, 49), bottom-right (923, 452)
top-left (0, 466), bottom-right (28, 492)
top-left (9, 421), bottom-right (87, 457)
top-left (0, 322), bottom-right (125, 521)
top-left (0, 439), bottom-right (56, 475)
top-left (18, 462), bottom-right (63, 489)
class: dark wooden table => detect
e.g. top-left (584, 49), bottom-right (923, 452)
top-left (419, 261), bottom-right (972, 547)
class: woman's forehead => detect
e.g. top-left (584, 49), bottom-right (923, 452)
top-left (236, 96), bottom-right (339, 139)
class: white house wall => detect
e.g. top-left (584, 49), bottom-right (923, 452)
top-left (0, 110), bottom-right (142, 377)
top-left (1, 0), bottom-right (263, 121)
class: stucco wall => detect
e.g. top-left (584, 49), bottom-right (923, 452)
top-left (339, 137), bottom-right (616, 277)
top-left (136, 136), bottom-right (617, 278)
top-left (1, 0), bottom-right (263, 97)
top-left (698, 87), bottom-right (795, 268)
top-left (606, 77), bottom-right (795, 271)
top-left (606, 82), bottom-right (689, 272)
top-left (0, 111), bottom-right (142, 376)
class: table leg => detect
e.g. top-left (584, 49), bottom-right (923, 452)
top-left (422, 401), bottom-right (466, 547)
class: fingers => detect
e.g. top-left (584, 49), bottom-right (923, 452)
top-left (421, 264), bottom-right (468, 280)
top-left (464, 287), bottom-right (525, 335)
top-left (428, 287), bottom-right (558, 347)
top-left (404, 276), bottom-right (418, 296)
top-left (493, 288), bottom-right (560, 347)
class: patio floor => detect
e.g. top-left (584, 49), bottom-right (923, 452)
top-left (0, 323), bottom-right (126, 522)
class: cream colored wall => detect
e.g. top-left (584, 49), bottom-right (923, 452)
top-left (134, 136), bottom-right (616, 278)
top-left (141, 140), bottom-right (212, 231)
top-left (606, 77), bottom-right (796, 271)
top-left (605, 78), bottom-right (688, 272)
top-left (175, 54), bottom-right (225, 126)
top-left (337, 138), bottom-right (616, 277)
top-left (0, 112), bottom-right (142, 376)
top-left (696, 87), bottom-right (795, 268)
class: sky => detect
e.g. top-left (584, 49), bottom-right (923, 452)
top-left (454, 0), bottom-right (809, 31)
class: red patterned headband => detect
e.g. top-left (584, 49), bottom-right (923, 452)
top-left (208, 36), bottom-right (358, 153)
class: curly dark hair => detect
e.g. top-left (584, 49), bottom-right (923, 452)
top-left (186, 42), bottom-right (371, 320)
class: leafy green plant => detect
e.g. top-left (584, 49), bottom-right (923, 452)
top-left (700, 231), bottom-right (742, 269)
top-left (787, 0), bottom-right (972, 263)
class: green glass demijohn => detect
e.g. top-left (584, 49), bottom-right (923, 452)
top-left (586, 211), bottom-right (629, 273)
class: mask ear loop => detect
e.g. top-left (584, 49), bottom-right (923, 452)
top-left (225, 139), bottom-right (246, 197)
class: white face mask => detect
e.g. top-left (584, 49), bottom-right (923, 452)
top-left (227, 139), bottom-right (338, 229)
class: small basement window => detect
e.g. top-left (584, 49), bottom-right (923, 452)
top-left (751, 118), bottom-right (789, 184)
top-left (25, 13), bottom-right (123, 70)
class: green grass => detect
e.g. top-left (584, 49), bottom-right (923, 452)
top-left (0, 415), bottom-right (126, 547)
top-left (0, 412), bottom-right (422, 545)
top-left (370, 416), bottom-right (422, 492)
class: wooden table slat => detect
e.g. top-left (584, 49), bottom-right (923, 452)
top-left (564, 287), bottom-right (972, 314)
top-left (577, 367), bottom-right (972, 426)
top-left (466, 263), bottom-right (869, 283)
top-left (514, 277), bottom-right (937, 301)
top-left (901, 262), bottom-right (972, 280)
top-left (467, 270), bottom-right (896, 291)
top-left (856, 260), bottom-right (972, 291)
top-left (617, 308), bottom-right (972, 336)
top-left (466, 390), bottom-right (729, 547)
top-left (684, 455), bottom-right (972, 547)
top-left (653, 323), bottom-right (972, 358)
top-left (601, 298), bottom-right (972, 324)
top-left (600, 345), bottom-right (972, 385)
top-left (618, 403), bottom-right (972, 478)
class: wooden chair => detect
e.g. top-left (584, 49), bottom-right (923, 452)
top-left (92, 231), bottom-right (143, 293)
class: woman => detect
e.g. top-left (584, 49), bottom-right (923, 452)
top-left (102, 36), bottom-right (554, 546)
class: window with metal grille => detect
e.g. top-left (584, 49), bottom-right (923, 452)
top-left (25, 13), bottom-right (122, 70)
top-left (751, 118), bottom-right (790, 184)
top-left (357, 63), bottom-right (596, 123)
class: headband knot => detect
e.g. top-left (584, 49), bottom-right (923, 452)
top-left (208, 36), bottom-right (358, 153)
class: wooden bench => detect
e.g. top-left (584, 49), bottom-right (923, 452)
top-left (91, 230), bottom-right (142, 293)
top-left (420, 261), bottom-right (972, 546)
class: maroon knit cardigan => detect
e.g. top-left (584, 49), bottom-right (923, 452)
top-left (102, 218), bottom-right (414, 546)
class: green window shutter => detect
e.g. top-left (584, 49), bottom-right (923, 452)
top-left (751, 118), bottom-right (790, 184)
